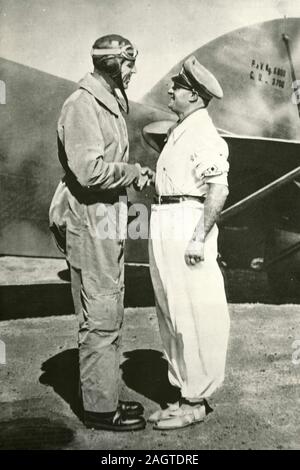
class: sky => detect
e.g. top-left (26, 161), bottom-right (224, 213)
top-left (1, 0), bottom-right (300, 100)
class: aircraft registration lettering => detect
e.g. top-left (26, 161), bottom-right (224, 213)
top-left (250, 59), bottom-right (286, 89)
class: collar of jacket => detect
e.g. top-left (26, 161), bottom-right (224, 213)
top-left (171, 107), bottom-right (209, 143)
top-left (78, 73), bottom-right (121, 117)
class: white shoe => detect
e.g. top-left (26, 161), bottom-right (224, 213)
top-left (148, 402), bottom-right (180, 423)
top-left (153, 404), bottom-right (206, 430)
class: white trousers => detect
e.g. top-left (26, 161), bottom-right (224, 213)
top-left (149, 201), bottom-right (230, 400)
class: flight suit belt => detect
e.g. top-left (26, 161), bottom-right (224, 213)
top-left (154, 195), bottom-right (206, 204)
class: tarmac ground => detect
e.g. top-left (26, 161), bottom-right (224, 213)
top-left (0, 304), bottom-right (300, 450)
top-left (0, 257), bottom-right (300, 450)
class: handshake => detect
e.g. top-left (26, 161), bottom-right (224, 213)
top-left (134, 163), bottom-right (156, 191)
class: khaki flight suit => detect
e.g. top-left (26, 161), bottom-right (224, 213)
top-left (53, 73), bottom-right (139, 413)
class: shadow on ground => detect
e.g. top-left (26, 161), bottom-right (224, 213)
top-left (39, 348), bottom-right (180, 414)
top-left (2, 260), bottom-right (300, 320)
top-left (39, 349), bottom-right (83, 420)
top-left (0, 265), bottom-right (154, 320)
top-left (121, 349), bottom-right (180, 407)
top-left (57, 268), bottom-right (70, 282)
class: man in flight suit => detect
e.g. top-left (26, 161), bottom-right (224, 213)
top-left (148, 56), bottom-right (230, 430)
top-left (51, 35), bottom-right (153, 431)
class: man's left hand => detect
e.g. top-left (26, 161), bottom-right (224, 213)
top-left (185, 239), bottom-right (204, 265)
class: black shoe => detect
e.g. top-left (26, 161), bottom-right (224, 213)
top-left (84, 409), bottom-right (146, 432)
top-left (118, 400), bottom-right (144, 418)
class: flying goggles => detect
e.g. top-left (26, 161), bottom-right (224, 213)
top-left (91, 44), bottom-right (138, 61)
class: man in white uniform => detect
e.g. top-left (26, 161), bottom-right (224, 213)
top-left (148, 56), bottom-right (230, 430)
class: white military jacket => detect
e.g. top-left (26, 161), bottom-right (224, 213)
top-left (155, 108), bottom-right (229, 197)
